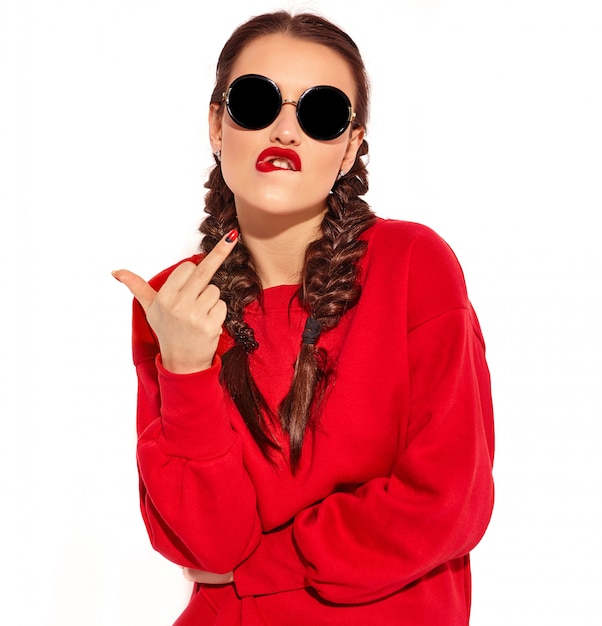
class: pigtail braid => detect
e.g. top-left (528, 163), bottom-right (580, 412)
top-left (279, 139), bottom-right (376, 470)
top-left (200, 163), bottom-right (278, 455)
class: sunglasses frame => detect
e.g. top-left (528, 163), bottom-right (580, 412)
top-left (222, 74), bottom-right (357, 141)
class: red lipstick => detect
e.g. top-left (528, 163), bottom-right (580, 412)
top-left (256, 147), bottom-right (302, 172)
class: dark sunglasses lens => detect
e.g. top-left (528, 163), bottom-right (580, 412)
top-left (228, 76), bottom-right (280, 130)
top-left (298, 87), bottom-right (351, 140)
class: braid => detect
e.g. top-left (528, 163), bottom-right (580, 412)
top-left (279, 139), bottom-right (376, 470)
top-left (198, 9), bottom-right (374, 471)
top-left (200, 162), bottom-right (278, 455)
top-left (201, 143), bottom-right (375, 471)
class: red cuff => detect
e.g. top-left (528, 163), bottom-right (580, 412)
top-left (156, 355), bottom-right (237, 459)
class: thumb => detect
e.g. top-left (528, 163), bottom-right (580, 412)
top-left (112, 269), bottom-right (157, 312)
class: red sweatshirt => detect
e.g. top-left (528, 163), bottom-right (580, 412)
top-left (132, 219), bottom-right (495, 625)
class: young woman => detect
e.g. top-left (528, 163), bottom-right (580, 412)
top-left (113, 11), bottom-right (495, 626)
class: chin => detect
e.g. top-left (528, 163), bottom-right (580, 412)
top-left (236, 196), bottom-right (328, 226)
top-left (236, 188), bottom-right (328, 217)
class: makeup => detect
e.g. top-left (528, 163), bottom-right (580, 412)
top-left (225, 229), bottom-right (239, 243)
top-left (256, 147), bottom-right (302, 172)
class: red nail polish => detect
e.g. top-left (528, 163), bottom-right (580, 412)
top-left (225, 229), bottom-right (239, 243)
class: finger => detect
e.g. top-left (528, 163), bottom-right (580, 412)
top-left (112, 269), bottom-right (157, 311)
top-left (186, 229), bottom-right (239, 291)
top-left (182, 568), bottom-right (233, 584)
top-left (196, 282), bottom-right (220, 307)
top-left (182, 568), bottom-right (209, 583)
top-left (206, 297), bottom-right (227, 325)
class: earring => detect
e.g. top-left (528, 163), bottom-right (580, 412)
top-left (214, 149), bottom-right (221, 163)
top-left (330, 170), bottom-right (345, 195)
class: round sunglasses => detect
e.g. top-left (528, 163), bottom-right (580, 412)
top-left (222, 74), bottom-right (356, 141)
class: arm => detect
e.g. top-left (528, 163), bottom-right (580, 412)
top-left (234, 229), bottom-right (495, 603)
top-left (234, 309), bottom-right (494, 602)
top-left (292, 307), bottom-right (494, 603)
top-left (115, 233), bottom-right (263, 573)
top-left (135, 353), bottom-right (262, 573)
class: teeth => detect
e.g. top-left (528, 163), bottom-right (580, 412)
top-left (271, 158), bottom-right (292, 170)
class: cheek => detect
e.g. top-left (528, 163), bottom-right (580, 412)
top-left (308, 145), bottom-right (347, 180)
top-left (220, 157), bottom-right (243, 193)
top-left (219, 134), bottom-right (254, 189)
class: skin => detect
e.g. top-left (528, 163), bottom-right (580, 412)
top-left (209, 33), bottom-right (364, 287)
top-left (112, 232), bottom-right (237, 374)
top-left (113, 32), bottom-right (365, 586)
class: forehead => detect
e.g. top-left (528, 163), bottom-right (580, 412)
top-left (228, 33), bottom-right (356, 101)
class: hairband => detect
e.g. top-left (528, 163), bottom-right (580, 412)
top-left (234, 329), bottom-right (259, 353)
top-left (302, 317), bottom-right (322, 345)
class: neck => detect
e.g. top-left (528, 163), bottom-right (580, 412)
top-left (237, 210), bottom-right (325, 289)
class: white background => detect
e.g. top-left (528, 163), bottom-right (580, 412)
top-left (2, 0), bottom-right (601, 624)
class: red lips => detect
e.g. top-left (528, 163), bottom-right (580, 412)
top-left (256, 147), bottom-right (302, 172)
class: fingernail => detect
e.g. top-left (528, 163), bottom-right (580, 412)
top-left (225, 229), bottom-right (239, 243)
top-left (111, 271), bottom-right (122, 282)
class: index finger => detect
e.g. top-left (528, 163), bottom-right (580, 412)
top-left (189, 229), bottom-right (239, 289)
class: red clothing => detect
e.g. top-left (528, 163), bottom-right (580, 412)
top-left (132, 219), bottom-right (495, 625)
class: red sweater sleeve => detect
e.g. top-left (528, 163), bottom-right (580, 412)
top-left (132, 264), bottom-right (262, 574)
top-left (293, 308), bottom-right (493, 603)
top-left (234, 228), bottom-right (495, 603)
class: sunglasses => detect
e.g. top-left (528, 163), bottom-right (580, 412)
top-left (222, 74), bottom-right (356, 141)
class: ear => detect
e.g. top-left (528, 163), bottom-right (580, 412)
top-left (340, 125), bottom-right (365, 175)
top-left (208, 103), bottom-right (223, 153)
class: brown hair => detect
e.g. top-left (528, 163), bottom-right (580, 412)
top-left (200, 11), bottom-right (376, 471)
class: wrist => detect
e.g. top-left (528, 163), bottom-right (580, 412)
top-left (160, 354), bottom-right (214, 375)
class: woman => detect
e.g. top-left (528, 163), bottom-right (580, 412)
top-left (113, 11), bottom-right (494, 625)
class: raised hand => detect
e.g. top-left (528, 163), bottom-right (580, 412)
top-left (113, 230), bottom-right (239, 374)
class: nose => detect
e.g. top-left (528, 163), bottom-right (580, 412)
top-left (269, 101), bottom-right (302, 145)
